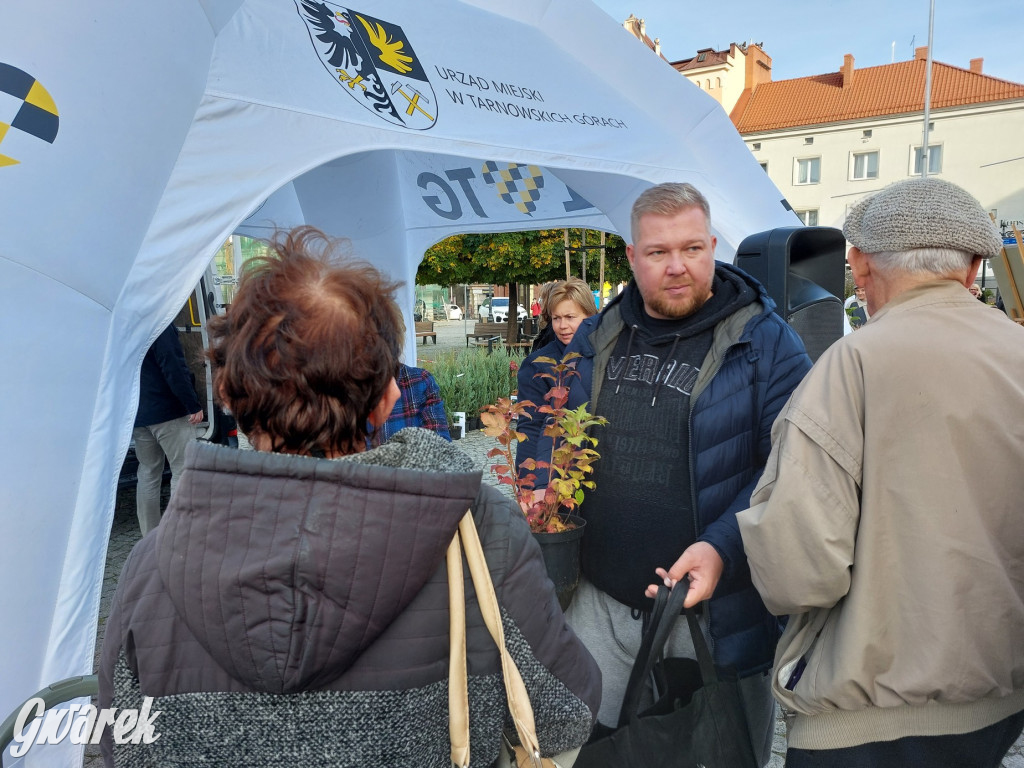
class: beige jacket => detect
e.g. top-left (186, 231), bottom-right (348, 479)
top-left (738, 280), bottom-right (1024, 750)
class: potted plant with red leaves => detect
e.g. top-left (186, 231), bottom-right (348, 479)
top-left (481, 352), bottom-right (607, 607)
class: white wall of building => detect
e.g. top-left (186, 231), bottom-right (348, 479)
top-left (679, 45), bottom-right (760, 115)
top-left (744, 100), bottom-right (1024, 234)
top-left (687, 62), bottom-right (743, 109)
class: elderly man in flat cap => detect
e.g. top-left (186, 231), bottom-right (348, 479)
top-left (735, 178), bottom-right (1024, 767)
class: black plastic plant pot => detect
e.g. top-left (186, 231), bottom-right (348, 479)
top-left (532, 514), bottom-right (586, 611)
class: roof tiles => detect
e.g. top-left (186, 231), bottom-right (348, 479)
top-left (673, 48), bottom-right (730, 72)
top-left (734, 59), bottom-right (1024, 133)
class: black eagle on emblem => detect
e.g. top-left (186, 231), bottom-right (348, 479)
top-left (299, 0), bottom-right (401, 122)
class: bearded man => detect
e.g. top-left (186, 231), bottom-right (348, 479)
top-left (529, 182), bottom-right (811, 765)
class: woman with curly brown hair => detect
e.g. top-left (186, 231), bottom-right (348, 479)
top-left (99, 227), bottom-right (599, 767)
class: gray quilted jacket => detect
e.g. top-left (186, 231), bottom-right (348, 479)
top-left (99, 428), bottom-right (600, 766)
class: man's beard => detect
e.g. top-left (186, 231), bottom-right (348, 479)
top-left (645, 282), bottom-right (713, 319)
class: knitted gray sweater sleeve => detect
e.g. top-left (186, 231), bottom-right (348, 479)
top-left (478, 486), bottom-right (602, 751)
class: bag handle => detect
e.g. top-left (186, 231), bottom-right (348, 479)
top-left (616, 585), bottom-right (672, 724)
top-left (447, 531), bottom-right (471, 768)
top-left (617, 581), bottom-right (718, 727)
top-left (448, 511), bottom-right (543, 768)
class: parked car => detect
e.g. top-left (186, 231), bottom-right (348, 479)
top-left (484, 297), bottom-right (528, 323)
top-left (444, 303), bottom-right (463, 320)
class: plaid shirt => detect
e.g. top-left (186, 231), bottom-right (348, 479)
top-left (374, 364), bottom-right (451, 444)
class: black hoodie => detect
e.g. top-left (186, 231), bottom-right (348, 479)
top-left (581, 267), bottom-right (757, 609)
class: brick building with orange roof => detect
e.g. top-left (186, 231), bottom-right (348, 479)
top-left (733, 46), bottom-right (1024, 248)
top-left (621, 21), bottom-right (1024, 283)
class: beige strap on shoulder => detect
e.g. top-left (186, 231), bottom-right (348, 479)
top-left (447, 532), bottom-right (470, 768)
top-left (448, 511), bottom-right (543, 768)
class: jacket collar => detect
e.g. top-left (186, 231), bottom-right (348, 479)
top-left (867, 279), bottom-right (977, 324)
top-left (574, 262), bottom-right (777, 358)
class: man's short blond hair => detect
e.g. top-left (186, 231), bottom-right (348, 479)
top-left (630, 183), bottom-right (711, 243)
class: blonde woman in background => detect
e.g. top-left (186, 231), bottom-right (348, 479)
top-left (515, 277), bottom-right (596, 484)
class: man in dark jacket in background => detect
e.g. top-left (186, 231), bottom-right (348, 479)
top-left (549, 183), bottom-right (811, 765)
top-left (133, 323), bottom-right (203, 534)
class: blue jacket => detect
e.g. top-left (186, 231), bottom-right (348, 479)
top-left (560, 265), bottom-right (811, 675)
top-left (514, 338), bottom-right (568, 481)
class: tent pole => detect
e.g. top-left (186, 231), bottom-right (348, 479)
top-left (564, 229), bottom-right (570, 280)
top-left (581, 229), bottom-right (587, 283)
top-left (599, 230), bottom-right (606, 310)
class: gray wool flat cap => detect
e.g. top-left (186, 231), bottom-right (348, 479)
top-left (843, 177), bottom-right (1003, 259)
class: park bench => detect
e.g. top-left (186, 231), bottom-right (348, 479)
top-left (415, 321), bottom-right (436, 344)
top-left (518, 318), bottom-right (539, 346)
top-left (466, 321), bottom-right (506, 351)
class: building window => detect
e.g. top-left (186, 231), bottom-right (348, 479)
top-left (804, 137), bottom-right (814, 145)
top-left (752, 142), bottom-right (761, 151)
top-left (796, 210), bottom-right (819, 226)
top-left (795, 157), bottom-right (821, 185)
top-left (697, 52), bottom-right (707, 62)
top-left (759, 162), bottom-right (768, 172)
top-left (851, 151), bottom-right (879, 180)
top-left (862, 129), bottom-right (872, 138)
top-left (716, 77), bottom-right (721, 88)
top-left (912, 144), bottom-right (943, 175)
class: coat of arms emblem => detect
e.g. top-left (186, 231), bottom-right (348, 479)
top-left (298, 1), bottom-right (437, 130)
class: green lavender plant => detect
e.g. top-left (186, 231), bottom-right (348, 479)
top-left (423, 347), bottom-right (524, 426)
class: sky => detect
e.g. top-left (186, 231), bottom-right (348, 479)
top-left (591, 0), bottom-right (1024, 85)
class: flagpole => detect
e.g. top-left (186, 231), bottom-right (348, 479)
top-left (921, 0), bottom-right (935, 178)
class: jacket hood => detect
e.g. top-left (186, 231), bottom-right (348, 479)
top-left (156, 430), bottom-right (481, 693)
top-left (620, 263), bottom-right (757, 344)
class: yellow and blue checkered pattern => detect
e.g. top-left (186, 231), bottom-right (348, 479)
top-left (480, 161), bottom-right (544, 215)
top-left (0, 63), bottom-right (59, 167)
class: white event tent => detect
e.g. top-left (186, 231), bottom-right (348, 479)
top-left (0, 0), bottom-right (797, 759)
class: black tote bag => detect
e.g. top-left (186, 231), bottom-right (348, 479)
top-left (576, 582), bottom-right (759, 768)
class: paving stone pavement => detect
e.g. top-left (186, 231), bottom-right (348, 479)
top-left (85, 336), bottom-right (1023, 765)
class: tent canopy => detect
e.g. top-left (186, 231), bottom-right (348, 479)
top-left (0, 0), bottom-right (796, 748)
